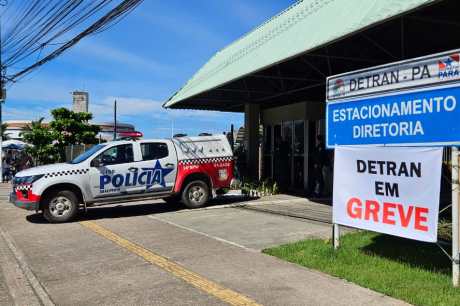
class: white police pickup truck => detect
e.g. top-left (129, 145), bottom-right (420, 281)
top-left (10, 135), bottom-right (235, 223)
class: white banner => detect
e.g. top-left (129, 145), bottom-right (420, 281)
top-left (333, 146), bottom-right (442, 242)
top-left (327, 49), bottom-right (460, 102)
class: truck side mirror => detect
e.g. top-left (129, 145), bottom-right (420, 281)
top-left (91, 159), bottom-right (102, 168)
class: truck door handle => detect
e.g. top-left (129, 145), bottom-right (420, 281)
top-left (128, 167), bottom-right (138, 172)
top-left (165, 163), bottom-right (175, 168)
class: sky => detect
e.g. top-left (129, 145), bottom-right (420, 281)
top-left (1, 0), bottom-right (294, 138)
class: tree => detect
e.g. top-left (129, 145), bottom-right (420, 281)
top-left (49, 108), bottom-right (101, 162)
top-left (21, 109), bottom-right (101, 164)
top-left (1, 123), bottom-right (10, 141)
top-left (21, 118), bottom-right (58, 165)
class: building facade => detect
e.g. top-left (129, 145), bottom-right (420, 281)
top-left (164, 0), bottom-right (459, 196)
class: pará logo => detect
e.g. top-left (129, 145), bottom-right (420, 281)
top-left (438, 54), bottom-right (460, 79)
top-left (333, 79), bottom-right (345, 97)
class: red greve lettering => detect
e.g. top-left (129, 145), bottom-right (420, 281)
top-left (414, 207), bottom-right (429, 231)
top-left (346, 197), bottom-right (429, 232)
top-left (382, 202), bottom-right (397, 225)
top-left (364, 200), bottom-right (379, 222)
top-left (347, 197), bottom-right (362, 218)
top-left (398, 205), bottom-right (414, 228)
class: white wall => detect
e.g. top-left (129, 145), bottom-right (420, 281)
top-left (263, 102), bottom-right (306, 125)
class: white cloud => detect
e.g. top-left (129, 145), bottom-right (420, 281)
top-left (73, 40), bottom-right (172, 74)
top-left (3, 104), bottom-right (52, 122)
top-left (90, 97), bottom-right (161, 119)
top-left (6, 71), bottom-right (168, 108)
top-left (7, 75), bottom-right (73, 104)
top-left (3, 94), bottom-right (243, 138)
top-left (90, 96), bottom-right (224, 122)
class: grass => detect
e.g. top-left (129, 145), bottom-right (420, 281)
top-left (263, 231), bottom-right (460, 306)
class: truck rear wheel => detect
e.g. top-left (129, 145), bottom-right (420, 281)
top-left (181, 180), bottom-right (209, 209)
top-left (43, 190), bottom-right (79, 223)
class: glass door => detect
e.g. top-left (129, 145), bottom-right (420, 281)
top-left (272, 124), bottom-right (282, 186)
top-left (266, 121), bottom-right (305, 192)
top-left (293, 120), bottom-right (305, 190)
top-left (281, 121), bottom-right (293, 190)
top-left (263, 125), bottom-right (272, 179)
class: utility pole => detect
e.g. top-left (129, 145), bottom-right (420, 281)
top-left (0, 13), bottom-right (5, 183)
top-left (113, 99), bottom-right (117, 140)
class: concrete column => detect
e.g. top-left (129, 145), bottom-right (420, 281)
top-left (244, 103), bottom-right (260, 180)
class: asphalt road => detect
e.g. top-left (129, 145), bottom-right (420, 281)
top-left (0, 185), bottom-right (409, 306)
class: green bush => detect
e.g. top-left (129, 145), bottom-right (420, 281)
top-left (240, 179), bottom-right (279, 198)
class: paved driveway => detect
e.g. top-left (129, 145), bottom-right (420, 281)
top-left (152, 207), bottom-right (331, 250)
top-left (0, 185), bottom-right (408, 306)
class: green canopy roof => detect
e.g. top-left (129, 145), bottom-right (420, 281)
top-left (164, 0), bottom-right (435, 109)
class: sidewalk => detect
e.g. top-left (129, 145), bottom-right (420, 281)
top-left (0, 185), bottom-right (408, 305)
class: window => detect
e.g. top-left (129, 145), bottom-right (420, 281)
top-left (93, 144), bottom-right (134, 166)
top-left (141, 143), bottom-right (169, 161)
top-left (69, 144), bottom-right (106, 164)
top-left (282, 121), bottom-right (293, 155)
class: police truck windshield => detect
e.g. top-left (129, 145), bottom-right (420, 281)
top-left (69, 144), bottom-right (106, 164)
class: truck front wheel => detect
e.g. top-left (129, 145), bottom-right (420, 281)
top-left (181, 180), bottom-right (209, 209)
top-left (43, 190), bottom-right (79, 223)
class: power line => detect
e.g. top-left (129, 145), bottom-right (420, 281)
top-left (1, 0), bottom-right (143, 84)
top-left (3, 1), bottom-right (104, 63)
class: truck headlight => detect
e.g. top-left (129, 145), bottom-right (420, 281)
top-left (15, 174), bottom-right (44, 185)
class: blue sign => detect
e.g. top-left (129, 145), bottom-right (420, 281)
top-left (326, 85), bottom-right (460, 148)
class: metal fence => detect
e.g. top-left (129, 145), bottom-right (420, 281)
top-left (65, 144), bottom-right (91, 162)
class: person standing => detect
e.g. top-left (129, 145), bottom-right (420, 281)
top-left (18, 152), bottom-right (33, 172)
top-left (2, 157), bottom-right (10, 182)
top-left (312, 136), bottom-right (326, 197)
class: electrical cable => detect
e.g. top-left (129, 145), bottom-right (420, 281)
top-left (1, 0), bottom-right (143, 84)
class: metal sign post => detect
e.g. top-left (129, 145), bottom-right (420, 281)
top-left (333, 223), bottom-right (340, 250)
top-left (0, 101), bottom-right (3, 183)
top-left (452, 147), bottom-right (459, 287)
